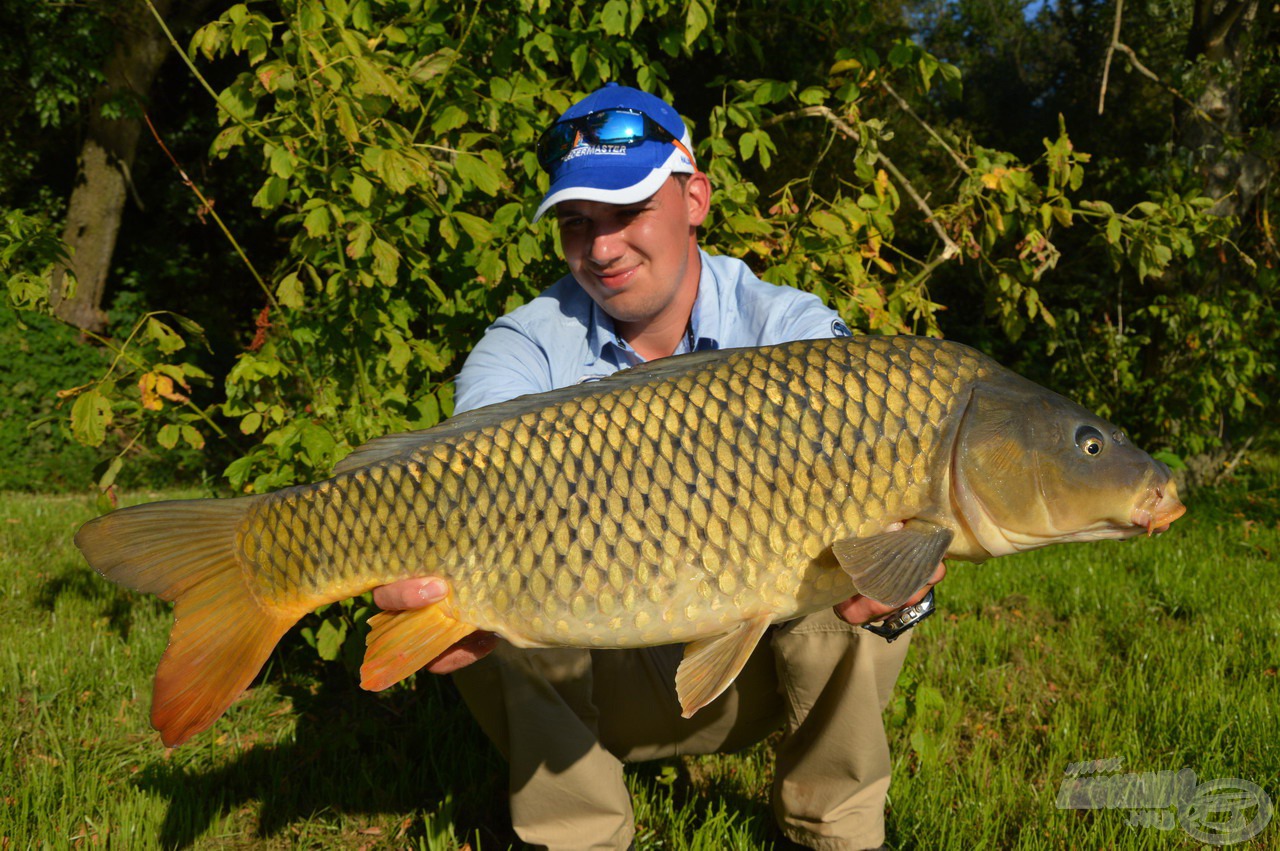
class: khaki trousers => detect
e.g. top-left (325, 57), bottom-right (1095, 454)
top-left (453, 609), bottom-right (911, 851)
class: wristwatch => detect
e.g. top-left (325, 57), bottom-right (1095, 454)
top-left (861, 589), bottom-right (937, 642)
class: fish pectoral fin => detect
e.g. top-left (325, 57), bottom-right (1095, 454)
top-left (831, 519), bottom-right (952, 608)
top-left (675, 614), bottom-right (772, 719)
top-left (361, 603), bottom-right (477, 692)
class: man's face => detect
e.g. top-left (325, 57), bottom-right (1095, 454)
top-left (555, 174), bottom-right (710, 329)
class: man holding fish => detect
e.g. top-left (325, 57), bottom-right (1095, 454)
top-left (76, 83), bottom-right (1182, 851)
top-left (375, 83), bottom-right (943, 851)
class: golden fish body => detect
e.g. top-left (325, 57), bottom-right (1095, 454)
top-left (76, 335), bottom-right (1184, 746)
top-left (246, 335), bottom-right (972, 647)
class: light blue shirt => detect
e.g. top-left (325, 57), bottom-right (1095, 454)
top-left (455, 250), bottom-right (850, 414)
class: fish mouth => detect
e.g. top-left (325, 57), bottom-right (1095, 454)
top-left (1131, 480), bottom-right (1186, 536)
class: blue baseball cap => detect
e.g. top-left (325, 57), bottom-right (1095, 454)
top-left (533, 83), bottom-right (697, 221)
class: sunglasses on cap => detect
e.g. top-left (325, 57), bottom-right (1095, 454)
top-left (536, 107), bottom-right (695, 169)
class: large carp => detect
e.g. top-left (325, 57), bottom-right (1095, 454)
top-left (76, 335), bottom-right (1184, 746)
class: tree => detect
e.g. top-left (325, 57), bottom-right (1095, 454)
top-left (47, 0), bottom-right (220, 333)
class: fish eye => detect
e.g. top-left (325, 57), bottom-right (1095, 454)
top-left (1075, 425), bottom-right (1105, 457)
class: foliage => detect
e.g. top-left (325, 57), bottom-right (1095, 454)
top-left (12, 0), bottom-right (1250, 502)
top-left (0, 1), bottom-right (115, 200)
top-left (0, 311), bottom-right (106, 491)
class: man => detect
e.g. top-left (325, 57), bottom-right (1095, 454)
top-left (375, 83), bottom-right (944, 850)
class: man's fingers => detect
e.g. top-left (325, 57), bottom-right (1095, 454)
top-left (371, 577), bottom-right (448, 611)
top-left (425, 631), bottom-right (499, 674)
top-left (833, 560), bottom-right (948, 626)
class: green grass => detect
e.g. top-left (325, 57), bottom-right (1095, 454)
top-left (2, 480), bottom-right (1277, 849)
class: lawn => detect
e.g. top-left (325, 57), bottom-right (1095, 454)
top-left (2, 474), bottom-right (1276, 849)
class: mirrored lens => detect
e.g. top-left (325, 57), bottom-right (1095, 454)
top-left (536, 123), bottom-right (579, 166)
top-left (584, 110), bottom-right (649, 144)
top-left (536, 108), bottom-right (674, 168)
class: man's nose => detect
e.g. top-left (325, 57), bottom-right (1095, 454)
top-left (588, 227), bottom-right (624, 266)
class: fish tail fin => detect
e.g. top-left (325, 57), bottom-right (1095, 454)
top-left (75, 497), bottom-right (303, 747)
top-left (361, 603), bottom-right (475, 691)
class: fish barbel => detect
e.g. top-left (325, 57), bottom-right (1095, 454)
top-left (75, 335), bottom-right (1185, 746)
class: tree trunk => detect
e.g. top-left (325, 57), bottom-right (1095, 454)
top-left (49, 0), bottom-right (177, 333)
top-left (1177, 0), bottom-right (1276, 216)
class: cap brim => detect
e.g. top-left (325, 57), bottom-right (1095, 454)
top-left (534, 146), bottom-right (695, 222)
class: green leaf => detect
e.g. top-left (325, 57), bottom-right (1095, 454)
top-left (350, 173), bottom-right (373, 207)
top-left (347, 222), bottom-right (373, 259)
top-left (1151, 450), bottom-right (1186, 471)
top-left (315, 618), bottom-right (348, 661)
top-left (216, 84), bottom-right (257, 122)
top-left (210, 126), bottom-right (245, 157)
top-left (304, 206), bottom-right (332, 238)
top-left (157, 423), bottom-right (181, 450)
top-left (335, 100), bottom-right (361, 144)
top-left (277, 272), bottom-right (305, 309)
top-left (241, 411), bottom-right (263, 434)
top-left (455, 152), bottom-right (505, 196)
top-left (253, 176), bottom-right (288, 209)
top-left (798, 86), bottom-right (827, 106)
top-left (269, 146), bottom-right (296, 178)
top-left (453, 211), bottom-right (493, 244)
top-left (386, 331), bottom-right (411, 372)
top-left (570, 43), bottom-right (588, 80)
top-left (431, 105), bottom-right (468, 135)
top-left (752, 80), bottom-right (790, 105)
top-left (181, 425), bottom-right (205, 450)
top-left (147, 317), bottom-right (185, 354)
top-left (97, 456), bottom-right (124, 490)
top-left (1105, 216), bottom-right (1122, 245)
top-left (601, 0), bottom-right (629, 36)
top-left (372, 239), bottom-right (401, 284)
top-left (684, 0), bottom-right (709, 48)
top-left (810, 209), bottom-right (847, 237)
top-left (300, 423), bottom-right (337, 467)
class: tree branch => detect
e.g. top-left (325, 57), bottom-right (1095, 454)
top-left (1098, 0), bottom-right (1125, 115)
top-left (879, 80), bottom-right (971, 174)
top-left (765, 105), bottom-right (960, 262)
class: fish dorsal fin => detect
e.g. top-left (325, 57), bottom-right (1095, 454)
top-left (332, 348), bottom-right (747, 476)
top-left (675, 614), bottom-right (773, 718)
top-left (360, 601), bottom-right (477, 691)
top-left (331, 431), bottom-right (439, 476)
top-left (831, 519), bottom-right (952, 608)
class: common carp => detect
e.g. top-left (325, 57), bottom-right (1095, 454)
top-left (76, 335), bottom-right (1184, 746)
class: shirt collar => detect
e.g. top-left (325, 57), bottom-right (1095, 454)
top-left (584, 249), bottom-right (723, 365)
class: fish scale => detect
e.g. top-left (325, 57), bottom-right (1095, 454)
top-left (76, 334), bottom-right (1185, 746)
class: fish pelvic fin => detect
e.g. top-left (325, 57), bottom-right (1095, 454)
top-left (360, 602), bottom-right (476, 691)
top-left (74, 496), bottom-right (302, 747)
top-left (831, 519), bottom-right (952, 608)
top-left (675, 614), bottom-right (773, 718)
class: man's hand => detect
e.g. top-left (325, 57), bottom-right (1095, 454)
top-left (371, 578), bottom-right (499, 674)
top-left (832, 561), bottom-right (947, 626)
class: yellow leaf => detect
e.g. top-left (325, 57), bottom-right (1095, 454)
top-left (980, 167), bottom-right (1010, 190)
top-left (156, 375), bottom-right (189, 404)
top-left (139, 373), bottom-right (163, 411)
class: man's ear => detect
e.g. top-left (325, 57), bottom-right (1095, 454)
top-left (684, 172), bottom-right (712, 227)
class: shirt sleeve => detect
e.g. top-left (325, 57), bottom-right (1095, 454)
top-left (453, 320), bottom-right (556, 414)
top-left (764, 290), bottom-right (853, 346)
